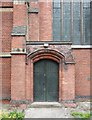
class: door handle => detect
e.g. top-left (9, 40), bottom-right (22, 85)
top-left (44, 73), bottom-right (46, 77)
top-left (44, 87), bottom-right (46, 92)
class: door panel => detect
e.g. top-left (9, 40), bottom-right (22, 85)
top-left (34, 59), bottom-right (59, 102)
top-left (46, 60), bottom-right (59, 101)
top-left (34, 60), bottom-right (45, 101)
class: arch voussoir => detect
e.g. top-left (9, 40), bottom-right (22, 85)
top-left (27, 49), bottom-right (65, 63)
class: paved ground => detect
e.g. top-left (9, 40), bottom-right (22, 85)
top-left (25, 108), bottom-right (73, 118)
top-left (25, 102), bottom-right (91, 118)
top-left (0, 100), bottom-right (91, 118)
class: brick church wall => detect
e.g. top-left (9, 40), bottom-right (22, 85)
top-left (73, 49), bottom-right (90, 98)
top-left (2, 58), bottom-right (11, 99)
top-left (0, 1), bottom-right (91, 101)
top-left (1, 2), bottom-right (13, 99)
top-left (29, 1), bottom-right (52, 41)
top-left (2, 11), bottom-right (13, 52)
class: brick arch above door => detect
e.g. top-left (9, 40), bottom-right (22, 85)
top-left (27, 49), bottom-right (64, 63)
top-left (27, 48), bottom-right (75, 64)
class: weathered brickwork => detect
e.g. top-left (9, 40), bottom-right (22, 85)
top-left (2, 11), bottom-right (13, 52)
top-left (28, 1), bottom-right (52, 41)
top-left (0, 1), bottom-right (91, 102)
top-left (2, 58), bottom-right (11, 100)
top-left (1, 3), bottom-right (13, 99)
top-left (11, 55), bottom-right (26, 101)
top-left (39, 2), bottom-right (52, 41)
top-left (0, 2), bottom-right (13, 8)
top-left (29, 1), bottom-right (39, 40)
top-left (73, 49), bottom-right (90, 97)
top-left (13, 4), bottom-right (27, 26)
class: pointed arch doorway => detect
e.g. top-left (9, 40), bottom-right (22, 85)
top-left (34, 59), bottom-right (59, 102)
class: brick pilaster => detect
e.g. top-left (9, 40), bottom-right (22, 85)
top-left (11, 1), bottom-right (27, 101)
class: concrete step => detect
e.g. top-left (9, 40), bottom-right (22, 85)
top-left (29, 102), bottom-right (62, 108)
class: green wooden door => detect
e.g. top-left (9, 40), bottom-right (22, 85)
top-left (34, 59), bottom-right (59, 102)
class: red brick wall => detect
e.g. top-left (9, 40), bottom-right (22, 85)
top-left (11, 2), bottom-right (27, 101)
top-left (2, 58), bottom-right (11, 99)
top-left (12, 36), bottom-right (26, 48)
top-left (29, 1), bottom-right (52, 41)
top-left (73, 49), bottom-right (90, 97)
top-left (62, 64), bottom-right (75, 100)
top-left (29, 13), bottom-right (39, 41)
top-left (39, 2), bottom-right (52, 41)
top-left (29, 1), bottom-right (39, 41)
top-left (11, 55), bottom-right (26, 101)
top-left (1, 1), bottom-right (91, 101)
top-left (2, 11), bottom-right (13, 52)
top-left (0, 2), bottom-right (13, 8)
top-left (13, 4), bottom-right (27, 26)
top-left (91, 49), bottom-right (92, 97)
top-left (1, 6), bottom-right (13, 99)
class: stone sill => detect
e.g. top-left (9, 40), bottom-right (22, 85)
top-left (0, 8), bottom-right (13, 12)
top-left (71, 45), bottom-right (92, 49)
top-left (28, 8), bottom-right (39, 13)
top-left (11, 52), bottom-right (27, 55)
top-left (0, 55), bottom-right (11, 58)
top-left (0, 53), bottom-right (11, 58)
top-left (26, 41), bottom-right (72, 45)
top-left (65, 62), bottom-right (76, 64)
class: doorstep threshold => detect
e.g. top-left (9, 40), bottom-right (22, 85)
top-left (30, 102), bottom-right (62, 108)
